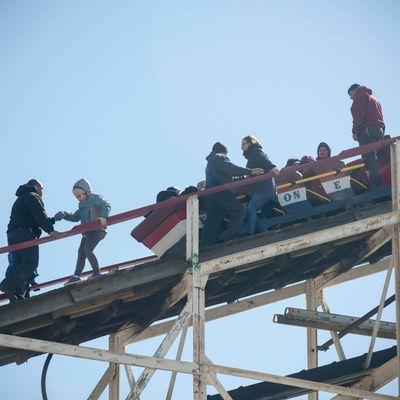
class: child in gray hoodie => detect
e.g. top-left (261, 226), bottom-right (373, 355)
top-left (57, 178), bottom-right (111, 284)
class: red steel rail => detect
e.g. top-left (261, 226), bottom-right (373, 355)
top-left (0, 137), bottom-right (397, 302)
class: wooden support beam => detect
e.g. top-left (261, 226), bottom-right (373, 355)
top-left (205, 356), bottom-right (233, 400)
top-left (0, 332), bottom-right (396, 400)
top-left (323, 257), bottom-right (391, 288)
top-left (320, 295), bottom-right (346, 360)
top-left (390, 140), bottom-right (400, 395)
top-left (166, 323), bottom-right (189, 400)
top-left (126, 299), bottom-right (192, 399)
top-left (0, 259), bottom-right (188, 330)
top-left (109, 334), bottom-right (121, 400)
top-left (87, 365), bottom-right (116, 400)
top-left (206, 371), bottom-right (233, 400)
top-left (364, 267), bottom-right (393, 369)
top-left (118, 272), bottom-right (192, 346)
top-left (208, 363), bottom-right (397, 400)
top-left (200, 211), bottom-right (398, 277)
top-left (187, 195), bottom-right (207, 400)
top-left (305, 279), bottom-right (318, 400)
top-left (331, 357), bottom-right (397, 400)
top-left (0, 333), bottom-right (198, 374)
top-left (225, 264), bottom-right (278, 304)
top-left (206, 270), bottom-right (236, 298)
top-left (123, 362), bottom-right (136, 391)
top-left (274, 307), bottom-right (396, 339)
top-left (315, 228), bottom-right (392, 290)
top-left (130, 258), bottom-right (390, 344)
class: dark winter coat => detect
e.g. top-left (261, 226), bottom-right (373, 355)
top-left (156, 189), bottom-right (180, 203)
top-left (243, 144), bottom-right (277, 199)
top-left (205, 152), bottom-right (252, 189)
top-left (7, 184), bottom-right (55, 237)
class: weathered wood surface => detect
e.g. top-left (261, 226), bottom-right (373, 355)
top-left (0, 200), bottom-right (393, 367)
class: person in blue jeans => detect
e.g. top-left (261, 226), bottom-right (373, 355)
top-left (241, 136), bottom-right (280, 235)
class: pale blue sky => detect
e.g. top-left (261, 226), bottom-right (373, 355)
top-left (1, 1), bottom-right (399, 398)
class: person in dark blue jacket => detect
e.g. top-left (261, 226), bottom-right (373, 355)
top-left (241, 135), bottom-right (280, 235)
top-left (0, 179), bottom-right (61, 302)
top-left (202, 142), bottom-right (263, 246)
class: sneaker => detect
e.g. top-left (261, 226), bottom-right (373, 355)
top-left (87, 272), bottom-right (101, 280)
top-left (64, 275), bottom-right (81, 286)
top-left (0, 283), bottom-right (19, 303)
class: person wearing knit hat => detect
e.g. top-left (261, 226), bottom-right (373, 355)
top-left (156, 186), bottom-right (181, 203)
top-left (316, 142), bottom-right (331, 160)
top-left (55, 178), bottom-right (111, 285)
top-left (202, 142), bottom-right (264, 246)
top-left (0, 179), bottom-right (61, 302)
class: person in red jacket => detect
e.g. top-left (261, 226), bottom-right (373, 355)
top-left (348, 84), bottom-right (385, 188)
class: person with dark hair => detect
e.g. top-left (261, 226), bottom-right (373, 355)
top-left (0, 179), bottom-right (61, 302)
top-left (300, 155), bottom-right (316, 164)
top-left (156, 186), bottom-right (181, 202)
top-left (58, 178), bottom-right (111, 285)
top-left (202, 142), bottom-right (264, 246)
top-left (347, 83), bottom-right (385, 188)
top-left (284, 158), bottom-right (301, 168)
top-left (241, 135), bottom-right (279, 235)
top-left (317, 142), bottom-right (331, 160)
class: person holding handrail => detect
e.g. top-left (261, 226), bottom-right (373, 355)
top-left (0, 179), bottom-right (61, 302)
top-left (56, 178), bottom-right (111, 285)
top-left (241, 135), bottom-right (280, 235)
top-left (202, 142), bottom-right (263, 246)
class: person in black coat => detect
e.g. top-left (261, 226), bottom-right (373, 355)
top-left (156, 186), bottom-right (181, 203)
top-left (0, 179), bottom-right (61, 302)
top-left (241, 135), bottom-right (280, 235)
top-left (202, 142), bottom-right (263, 246)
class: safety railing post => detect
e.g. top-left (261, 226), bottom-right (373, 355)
top-left (390, 139), bottom-right (400, 395)
top-left (186, 195), bottom-right (206, 399)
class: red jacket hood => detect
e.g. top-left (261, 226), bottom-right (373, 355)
top-left (355, 86), bottom-right (372, 96)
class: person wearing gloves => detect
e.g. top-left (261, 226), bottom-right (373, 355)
top-left (56, 178), bottom-right (111, 285)
top-left (202, 142), bottom-right (264, 246)
top-left (0, 179), bottom-right (61, 302)
top-left (241, 135), bottom-right (280, 235)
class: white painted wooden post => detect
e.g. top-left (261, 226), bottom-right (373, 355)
top-left (364, 266), bottom-right (393, 369)
top-left (166, 322), bottom-right (189, 400)
top-left (109, 334), bottom-right (121, 400)
top-left (186, 195), bottom-right (207, 400)
top-left (305, 279), bottom-right (318, 400)
top-left (127, 299), bottom-right (193, 399)
top-left (320, 294), bottom-right (345, 361)
top-left (390, 139), bottom-right (400, 394)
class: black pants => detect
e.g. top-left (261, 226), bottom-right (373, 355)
top-left (358, 124), bottom-right (384, 186)
top-left (2, 228), bottom-right (39, 297)
top-left (74, 230), bottom-right (106, 276)
top-left (202, 191), bottom-right (245, 246)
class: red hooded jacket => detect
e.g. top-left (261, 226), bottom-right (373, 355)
top-left (350, 86), bottom-right (385, 135)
